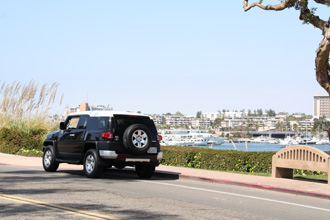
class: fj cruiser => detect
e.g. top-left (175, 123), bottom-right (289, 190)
top-left (42, 111), bottom-right (163, 178)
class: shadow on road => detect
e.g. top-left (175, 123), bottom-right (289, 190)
top-left (0, 168), bottom-right (181, 219)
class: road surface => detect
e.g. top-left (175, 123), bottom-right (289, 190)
top-left (1, 165), bottom-right (330, 219)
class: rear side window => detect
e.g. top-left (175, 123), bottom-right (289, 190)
top-left (87, 117), bottom-right (110, 130)
top-left (77, 115), bottom-right (89, 129)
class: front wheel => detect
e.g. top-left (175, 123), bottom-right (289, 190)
top-left (42, 146), bottom-right (59, 172)
top-left (83, 149), bottom-right (104, 178)
top-left (135, 164), bottom-right (155, 179)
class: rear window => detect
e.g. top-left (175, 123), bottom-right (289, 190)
top-left (113, 115), bottom-right (157, 140)
top-left (114, 115), bottom-right (153, 128)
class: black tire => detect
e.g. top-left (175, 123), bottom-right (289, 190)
top-left (123, 124), bottom-right (151, 155)
top-left (135, 164), bottom-right (155, 179)
top-left (42, 145), bottom-right (59, 172)
top-left (83, 149), bottom-right (104, 178)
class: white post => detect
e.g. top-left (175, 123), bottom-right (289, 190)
top-left (230, 140), bottom-right (237, 150)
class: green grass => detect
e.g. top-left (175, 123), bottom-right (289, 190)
top-left (15, 147), bottom-right (43, 157)
top-left (294, 174), bottom-right (328, 183)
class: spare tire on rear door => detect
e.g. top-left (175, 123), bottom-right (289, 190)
top-left (123, 124), bottom-right (151, 155)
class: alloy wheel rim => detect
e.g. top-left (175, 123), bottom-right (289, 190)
top-left (85, 154), bottom-right (95, 173)
top-left (44, 150), bottom-right (52, 167)
top-left (132, 130), bottom-right (148, 148)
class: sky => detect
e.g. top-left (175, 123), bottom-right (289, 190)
top-left (0, 0), bottom-right (329, 116)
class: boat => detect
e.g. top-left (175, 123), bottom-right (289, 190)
top-left (208, 135), bottom-right (225, 145)
top-left (159, 129), bottom-right (225, 146)
top-left (248, 136), bottom-right (279, 144)
top-left (279, 136), bottom-right (319, 146)
top-left (279, 136), bottom-right (299, 146)
top-left (298, 137), bottom-right (317, 145)
top-left (316, 139), bottom-right (330, 145)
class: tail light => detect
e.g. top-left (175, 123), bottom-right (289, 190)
top-left (101, 132), bottom-right (113, 139)
top-left (157, 135), bottom-right (163, 141)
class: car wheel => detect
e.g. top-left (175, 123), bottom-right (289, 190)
top-left (83, 149), bottom-right (104, 178)
top-left (123, 124), bottom-right (151, 155)
top-left (42, 145), bottom-right (59, 172)
top-left (135, 164), bottom-right (155, 179)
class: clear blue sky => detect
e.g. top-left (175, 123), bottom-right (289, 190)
top-left (0, 1), bottom-right (327, 116)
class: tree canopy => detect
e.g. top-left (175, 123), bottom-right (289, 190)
top-left (196, 111), bottom-right (202, 118)
top-left (244, 0), bottom-right (330, 94)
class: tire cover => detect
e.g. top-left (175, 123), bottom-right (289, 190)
top-left (123, 124), bottom-right (151, 155)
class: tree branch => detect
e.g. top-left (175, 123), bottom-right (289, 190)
top-left (315, 28), bottom-right (330, 93)
top-left (314, 0), bottom-right (330, 6)
top-left (243, 0), bottom-right (330, 96)
top-left (299, 1), bottom-right (326, 31)
top-left (243, 0), bottom-right (296, 12)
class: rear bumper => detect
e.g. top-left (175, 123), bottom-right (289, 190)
top-left (99, 150), bottom-right (163, 162)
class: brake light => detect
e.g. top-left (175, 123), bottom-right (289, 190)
top-left (157, 135), bottom-right (163, 141)
top-left (101, 132), bottom-right (113, 139)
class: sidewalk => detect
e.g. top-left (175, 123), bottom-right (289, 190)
top-left (1, 152), bottom-right (330, 199)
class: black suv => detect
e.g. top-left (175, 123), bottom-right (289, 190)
top-left (42, 111), bottom-right (163, 178)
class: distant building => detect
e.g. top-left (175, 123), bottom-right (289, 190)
top-left (201, 111), bottom-right (246, 120)
top-left (66, 103), bottom-right (113, 116)
top-left (201, 112), bottom-right (220, 120)
top-left (314, 94), bottom-right (330, 118)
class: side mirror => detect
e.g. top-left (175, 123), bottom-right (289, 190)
top-left (59, 122), bottom-right (65, 130)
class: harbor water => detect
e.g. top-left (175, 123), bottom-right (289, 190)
top-left (195, 143), bottom-right (330, 152)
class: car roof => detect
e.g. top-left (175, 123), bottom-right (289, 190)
top-left (68, 111), bottom-right (149, 118)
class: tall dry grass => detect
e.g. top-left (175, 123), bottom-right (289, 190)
top-left (0, 80), bottom-right (62, 119)
top-left (0, 80), bottom-right (63, 154)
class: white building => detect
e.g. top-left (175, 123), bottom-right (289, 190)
top-left (201, 112), bottom-right (220, 120)
top-left (314, 94), bottom-right (330, 118)
top-left (150, 114), bottom-right (211, 128)
top-left (202, 111), bottom-right (246, 120)
top-left (219, 115), bottom-right (285, 131)
top-left (66, 103), bottom-right (112, 116)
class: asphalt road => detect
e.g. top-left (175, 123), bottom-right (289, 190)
top-left (1, 165), bottom-right (330, 220)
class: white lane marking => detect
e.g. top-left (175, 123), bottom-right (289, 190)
top-left (142, 180), bottom-right (330, 213)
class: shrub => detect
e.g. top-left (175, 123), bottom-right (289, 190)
top-left (160, 145), bottom-right (275, 174)
top-left (160, 145), bottom-right (330, 176)
top-left (0, 126), bottom-right (46, 154)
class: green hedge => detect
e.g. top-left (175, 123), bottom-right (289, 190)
top-left (0, 127), bottom-right (45, 154)
top-left (160, 145), bottom-right (275, 174)
top-left (160, 145), bottom-right (330, 177)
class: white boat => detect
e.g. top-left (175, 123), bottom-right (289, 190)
top-left (208, 135), bottom-right (225, 145)
top-left (316, 139), bottom-right (330, 145)
top-left (298, 137), bottom-right (317, 145)
top-left (279, 136), bottom-right (319, 146)
top-left (160, 129), bottom-right (225, 146)
top-left (314, 132), bottom-right (330, 145)
top-left (249, 136), bottom-right (279, 144)
top-left (279, 137), bottom-right (299, 146)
